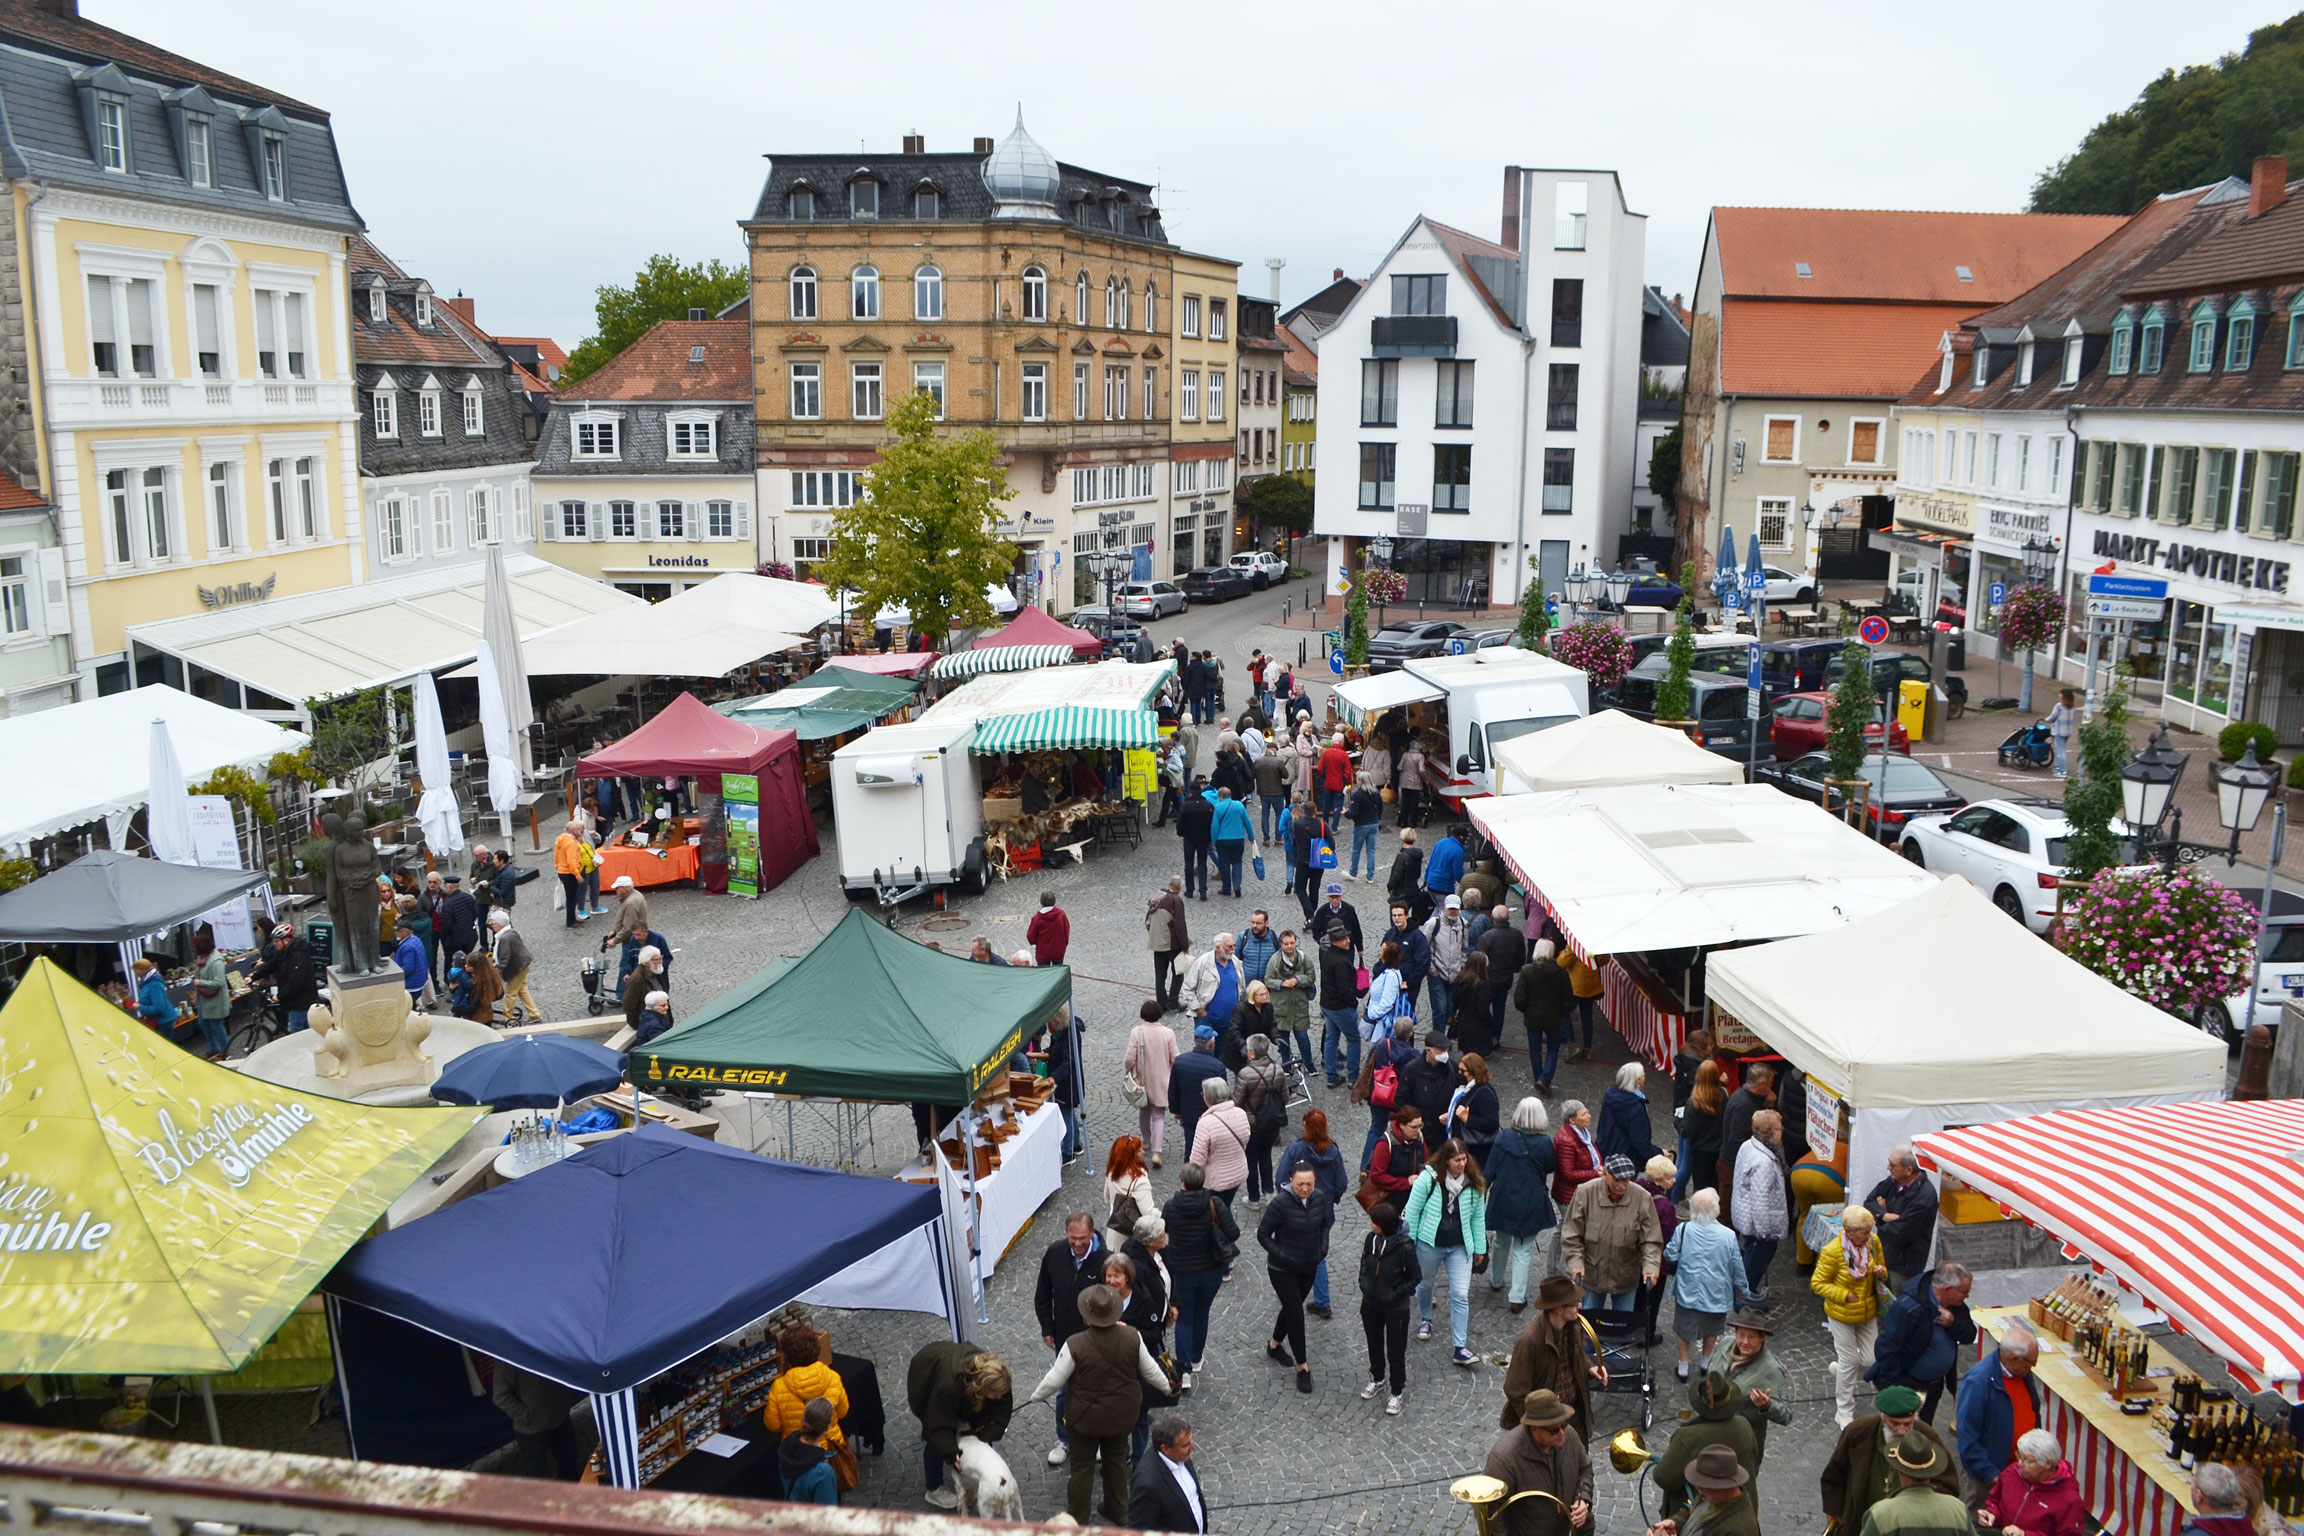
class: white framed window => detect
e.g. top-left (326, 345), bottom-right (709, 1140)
top-left (2017, 436), bottom-right (2033, 492)
top-left (572, 416), bottom-right (620, 458)
top-left (432, 489), bottom-right (454, 552)
top-left (1209, 299), bottom-right (1228, 341)
top-left (86, 274), bottom-right (159, 377)
top-left (608, 499), bottom-right (637, 539)
top-left (2018, 341), bottom-right (2035, 387)
top-left (1207, 370), bottom-right (1226, 422)
top-left (850, 179), bottom-right (877, 219)
top-left (2063, 333), bottom-right (2085, 385)
top-left (293, 456), bottom-right (319, 538)
top-left (668, 416), bottom-right (717, 457)
top-left (914, 265), bottom-right (943, 321)
top-left (469, 487), bottom-right (494, 545)
top-left (1941, 430), bottom-right (1958, 482)
top-left (787, 186), bottom-right (813, 220)
top-left (1758, 496), bottom-right (1792, 548)
top-left (511, 483), bottom-right (530, 540)
top-left (852, 363), bottom-right (883, 420)
top-left (1118, 281), bottom-right (1132, 331)
top-left (913, 361), bottom-right (945, 418)
top-left (192, 283), bottom-right (222, 377)
top-left (790, 266), bottom-right (818, 320)
top-left (1207, 458), bottom-right (1229, 491)
top-left (1182, 294), bottom-right (1201, 338)
top-left (370, 386), bottom-right (398, 437)
top-left (418, 388), bottom-right (441, 436)
top-left (790, 536), bottom-right (834, 578)
top-left (366, 284), bottom-right (385, 325)
top-left (656, 500), bottom-right (685, 539)
top-left (379, 496), bottom-right (408, 560)
top-left (1142, 284), bottom-right (1157, 333)
top-left (1021, 362), bottom-right (1047, 421)
top-left (558, 500), bottom-right (587, 540)
top-left (1077, 272), bottom-right (1090, 324)
top-left (259, 135), bottom-right (285, 201)
top-left (0, 554), bottom-right (29, 635)
top-left (185, 117), bottom-right (211, 187)
top-left (1074, 362), bottom-right (1089, 418)
top-left (915, 185), bottom-right (939, 219)
top-left (1962, 430), bottom-right (1978, 486)
top-left (136, 466), bottom-right (173, 560)
top-left (851, 266), bottom-right (880, 320)
top-left (463, 387), bottom-right (484, 435)
top-left (789, 470), bottom-right (858, 508)
top-left (1180, 369), bottom-right (1199, 420)
top-left (1143, 365), bottom-right (1156, 418)
top-left (2049, 436), bottom-right (2066, 494)
top-left (707, 499), bottom-right (736, 538)
top-left (1985, 433), bottom-right (2002, 487)
top-left (1847, 418), bottom-right (1883, 465)
top-left (251, 288), bottom-right (309, 379)
top-left (1105, 278), bottom-right (1119, 328)
top-left (789, 362), bottom-right (821, 419)
top-left (1175, 460), bottom-right (1199, 494)
top-left (1022, 266), bottom-right (1047, 321)
top-left (414, 289), bottom-right (433, 327)
top-left (207, 460), bottom-right (238, 551)
top-left (1761, 415), bottom-right (1798, 463)
top-left (96, 99), bottom-right (125, 172)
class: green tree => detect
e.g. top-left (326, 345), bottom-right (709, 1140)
top-left (2061, 668), bottom-right (2134, 878)
top-left (2031, 15), bottom-right (2304, 213)
top-left (1646, 424), bottom-right (1682, 517)
top-left (1825, 638), bottom-right (1879, 783)
top-left (1345, 572), bottom-right (1371, 666)
top-left (813, 391), bottom-right (1016, 645)
top-left (560, 255), bottom-right (749, 385)
top-left (1653, 563), bottom-right (1700, 722)
top-left (1515, 552), bottom-right (1552, 650)
top-left (1237, 473), bottom-right (1313, 537)
top-left (302, 687), bottom-right (393, 789)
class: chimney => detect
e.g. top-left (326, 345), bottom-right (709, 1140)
top-left (1500, 165), bottom-right (1523, 252)
top-left (2252, 155), bottom-right (2289, 218)
top-left (444, 296), bottom-right (475, 327)
top-left (1332, 267), bottom-right (1344, 282)
top-left (973, 136), bottom-right (994, 155)
top-left (902, 133), bottom-right (925, 155)
top-left (687, 307), bottom-right (706, 321)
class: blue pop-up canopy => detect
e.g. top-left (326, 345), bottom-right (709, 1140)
top-left (324, 1125), bottom-right (955, 1396)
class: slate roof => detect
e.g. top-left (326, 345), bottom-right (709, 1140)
top-left (533, 401), bottom-right (757, 479)
top-left (348, 234), bottom-right (500, 370)
top-left (1642, 284), bottom-right (1691, 368)
top-left (0, 2), bottom-right (356, 229)
top-left (1711, 208), bottom-right (2125, 302)
top-left (1281, 272), bottom-right (1363, 331)
top-left (345, 234), bottom-right (534, 478)
top-left (0, 466), bottom-right (44, 511)
top-left (750, 149), bottom-right (1169, 245)
top-left (554, 318), bottom-right (750, 404)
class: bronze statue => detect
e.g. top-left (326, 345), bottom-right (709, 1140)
top-left (320, 812), bottom-right (385, 973)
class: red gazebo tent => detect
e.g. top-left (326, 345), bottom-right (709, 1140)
top-left (972, 604), bottom-right (1101, 659)
top-left (576, 693), bottom-right (819, 893)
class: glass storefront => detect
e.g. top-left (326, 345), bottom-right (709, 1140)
top-left (1388, 538), bottom-right (1493, 608)
top-left (2166, 601), bottom-right (2235, 713)
top-left (1970, 549), bottom-right (2021, 642)
top-left (1171, 515), bottom-right (1197, 577)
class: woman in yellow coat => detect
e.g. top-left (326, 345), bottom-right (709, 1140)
top-left (764, 1325), bottom-right (849, 1451)
top-left (1808, 1205), bottom-right (1890, 1429)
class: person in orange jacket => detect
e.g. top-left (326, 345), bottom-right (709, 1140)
top-left (1562, 952), bottom-right (1606, 1062)
top-left (552, 820), bottom-right (591, 929)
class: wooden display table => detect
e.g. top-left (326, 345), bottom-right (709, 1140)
top-left (1975, 1305), bottom-right (2196, 1536)
top-left (597, 840), bottom-right (701, 889)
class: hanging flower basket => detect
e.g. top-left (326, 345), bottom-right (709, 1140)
top-left (1996, 584), bottom-right (2065, 654)
top-left (1550, 620), bottom-right (1635, 693)
top-left (2052, 864), bottom-right (2259, 1020)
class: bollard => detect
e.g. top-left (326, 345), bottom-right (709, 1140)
top-left (2235, 1024), bottom-right (2274, 1100)
top-left (1298, 638), bottom-right (1307, 667)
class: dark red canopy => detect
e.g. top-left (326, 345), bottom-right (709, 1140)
top-left (576, 693), bottom-right (820, 893)
top-left (972, 604), bottom-right (1101, 658)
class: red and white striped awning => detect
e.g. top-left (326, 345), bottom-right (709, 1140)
top-left (1914, 1100), bottom-right (2304, 1401)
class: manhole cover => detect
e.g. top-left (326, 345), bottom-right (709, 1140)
top-left (915, 914), bottom-right (971, 933)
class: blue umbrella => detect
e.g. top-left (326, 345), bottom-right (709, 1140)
top-left (1716, 524), bottom-right (1740, 609)
top-left (431, 1033), bottom-right (625, 1110)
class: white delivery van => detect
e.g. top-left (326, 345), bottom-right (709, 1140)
top-left (828, 717), bottom-right (989, 902)
top-left (1333, 646), bottom-right (1590, 802)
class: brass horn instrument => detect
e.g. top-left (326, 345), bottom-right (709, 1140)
top-left (1449, 1474), bottom-right (1567, 1536)
top-left (1609, 1427), bottom-right (1655, 1476)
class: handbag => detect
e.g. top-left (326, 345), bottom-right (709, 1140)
top-left (1110, 1188), bottom-right (1144, 1237)
top-left (1207, 1196), bottom-right (1239, 1265)
top-left (1353, 1172), bottom-right (1384, 1215)
top-left (1252, 849), bottom-right (1267, 881)
top-left (830, 1438), bottom-right (861, 1494)
top-left (1120, 1070), bottom-right (1150, 1110)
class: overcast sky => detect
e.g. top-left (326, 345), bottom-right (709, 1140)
top-left (99, 0), bottom-right (2282, 347)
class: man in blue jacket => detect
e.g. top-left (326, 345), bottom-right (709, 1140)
top-left (1867, 1260), bottom-right (1976, 1425)
top-left (1955, 1323), bottom-right (2043, 1507)
top-left (1423, 825), bottom-right (1468, 902)
top-left (1385, 903), bottom-right (1431, 1016)
top-left (1206, 786), bottom-right (1254, 898)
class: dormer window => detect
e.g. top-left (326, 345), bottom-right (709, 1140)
top-left (260, 136), bottom-right (285, 199)
top-left (1937, 348), bottom-right (1953, 394)
top-left (94, 98), bottom-right (127, 172)
top-left (1972, 346), bottom-right (1988, 389)
top-left (2188, 301), bottom-right (2219, 372)
top-left (2140, 305), bottom-right (2166, 373)
top-left (2109, 313), bottom-right (2135, 375)
top-left (2227, 298), bottom-right (2257, 370)
top-left (2287, 291), bottom-right (2304, 368)
top-left (164, 85), bottom-right (218, 188)
top-left (371, 374), bottom-right (399, 438)
top-left (241, 105), bottom-right (290, 202)
top-left (788, 185), bottom-right (814, 220)
top-left (2018, 338), bottom-right (2035, 387)
top-left (184, 118), bottom-right (210, 187)
top-left (850, 178), bottom-right (878, 219)
top-left (462, 378), bottom-right (485, 435)
top-left (418, 375), bottom-right (442, 437)
top-left (75, 64), bottom-right (133, 175)
top-left (2062, 322), bottom-right (2085, 386)
top-left (572, 415), bottom-right (620, 459)
top-left (366, 283), bottom-right (386, 325)
top-left (414, 287), bottom-right (433, 327)
top-left (669, 414), bottom-right (717, 458)
top-left (915, 184), bottom-right (940, 219)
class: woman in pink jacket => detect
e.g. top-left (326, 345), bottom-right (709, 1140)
top-left (1294, 722), bottom-right (1319, 802)
top-left (1124, 1000), bottom-right (1180, 1168)
top-left (1980, 1430), bottom-right (2087, 1536)
top-left (1190, 1078), bottom-right (1255, 1206)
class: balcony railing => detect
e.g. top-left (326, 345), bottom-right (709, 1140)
top-left (1370, 315), bottom-right (1457, 357)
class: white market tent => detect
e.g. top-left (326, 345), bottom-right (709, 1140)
top-left (1708, 876), bottom-right (2226, 1198)
top-left (125, 556), bottom-right (639, 708)
top-left (1468, 781), bottom-right (1936, 957)
top-left (1492, 709), bottom-right (1742, 794)
top-left (0, 685), bottom-right (308, 851)
top-left (658, 573), bottom-right (840, 636)
top-left (445, 603), bottom-right (806, 680)
top-left (920, 659), bottom-right (1175, 752)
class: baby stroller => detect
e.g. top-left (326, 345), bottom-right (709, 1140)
top-left (1998, 719), bottom-right (2055, 770)
top-left (578, 953), bottom-right (608, 1015)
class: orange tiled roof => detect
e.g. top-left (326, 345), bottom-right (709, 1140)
top-left (0, 467), bottom-right (43, 511)
top-left (1713, 208), bottom-right (2127, 302)
top-left (1280, 325), bottom-right (1318, 381)
top-left (554, 318), bottom-right (749, 403)
top-left (1719, 299), bottom-right (1981, 399)
top-left (496, 335), bottom-right (570, 374)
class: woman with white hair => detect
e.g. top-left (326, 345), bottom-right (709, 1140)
top-left (1662, 1187), bottom-right (1748, 1377)
top-left (1510, 937), bottom-right (1573, 1094)
top-left (1190, 1077), bottom-right (1253, 1208)
top-left (1598, 1061), bottom-right (1661, 1169)
top-left (1482, 1097), bottom-right (1559, 1310)
top-left (621, 944), bottom-right (666, 1032)
top-left (1981, 1429), bottom-right (2085, 1536)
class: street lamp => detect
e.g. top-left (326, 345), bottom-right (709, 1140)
top-left (2020, 535), bottom-right (2057, 584)
top-left (2121, 728), bottom-right (2278, 869)
top-left (1367, 534), bottom-right (1396, 631)
top-left (1563, 565), bottom-right (1592, 626)
top-left (2219, 742), bottom-right (2279, 842)
top-left (1605, 566), bottom-right (1633, 610)
top-left (2119, 726), bottom-right (2186, 834)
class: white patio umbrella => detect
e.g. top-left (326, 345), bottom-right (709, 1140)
top-left (474, 639), bottom-right (523, 840)
top-left (482, 542), bottom-right (534, 780)
top-left (145, 718), bottom-right (196, 867)
top-left (411, 671), bottom-right (464, 857)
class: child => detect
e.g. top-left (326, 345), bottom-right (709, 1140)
top-left (778, 1396), bottom-right (839, 1505)
top-left (446, 951), bottom-right (475, 1017)
top-left (1358, 1201), bottom-right (1421, 1416)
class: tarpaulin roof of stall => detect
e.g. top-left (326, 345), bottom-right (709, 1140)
top-left (574, 693), bottom-right (793, 779)
top-left (715, 667), bottom-right (921, 740)
top-left (971, 605), bottom-right (1102, 659)
top-left (921, 659), bottom-right (1174, 753)
top-left (0, 850), bottom-right (272, 944)
top-left (928, 644), bottom-right (1076, 679)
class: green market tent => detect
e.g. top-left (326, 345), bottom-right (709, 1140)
top-left (919, 658), bottom-right (1174, 754)
top-left (971, 706), bottom-right (1160, 752)
top-left (633, 906), bottom-right (1071, 1103)
top-left (715, 666), bottom-right (921, 741)
top-left (928, 644), bottom-right (1075, 680)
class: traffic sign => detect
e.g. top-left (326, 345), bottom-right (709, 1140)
top-left (1747, 571), bottom-right (1766, 592)
top-left (2087, 596), bottom-right (2164, 620)
top-left (1329, 648), bottom-right (1346, 676)
top-left (1331, 569), bottom-right (1353, 597)
top-left (1988, 581), bottom-right (2007, 607)
top-left (1858, 615), bottom-right (1889, 645)
top-left (2087, 573), bottom-right (2168, 600)
top-left (1746, 646), bottom-right (1764, 692)
top-left (1446, 637), bottom-right (1470, 655)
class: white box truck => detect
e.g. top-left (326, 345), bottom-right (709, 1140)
top-left (1333, 646), bottom-right (1590, 802)
top-left (828, 717), bottom-right (990, 902)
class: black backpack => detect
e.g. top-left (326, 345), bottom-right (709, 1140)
top-left (1249, 1065), bottom-right (1288, 1134)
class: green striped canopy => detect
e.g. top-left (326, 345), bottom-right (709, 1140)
top-left (928, 645), bottom-right (1075, 680)
top-left (971, 705), bottom-right (1160, 754)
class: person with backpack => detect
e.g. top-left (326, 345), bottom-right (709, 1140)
top-left (1366, 1104), bottom-right (1428, 1206)
top-left (1287, 798), bottom-right (1329, 922)
top-left (1358, 1201), bottom-right (1423, 1416)
top-left (1484, 1098), bottom-right (1561, 1312)
top-left (1276, 1108), bottom-right (1348, 1318)
top-left (1403, 1138), bottom-right (1490, 1367)
top-left (1356, 1013), bottom-right (1419, 1168)
top-left (1236, 1032), bottom-right (1288, 1206)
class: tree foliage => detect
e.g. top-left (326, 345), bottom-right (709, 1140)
top-left (1345, 569), bottom-right (1371, 666)
top-left (2031, 15), bottom-right (2304, 214)
top-left (1825, 638), bottom-right (1878, 782)
top-left (1515, 552), bottom-right (1552, 650)
top-left (1647, 424), bottom-right (1682, 515)
top-left (303, 687), bottom-right (393, 789)
top-left (2061, 668), bottom-right (2133, 877)
top-left (813, 390), bottom-right (1017, 644)
top-left (1653, 563), bottom-right (1700, 722)
top-left (1238, 473), bottom-right (1314, 536)
top-left (560, 255), bottom-right (749, 385)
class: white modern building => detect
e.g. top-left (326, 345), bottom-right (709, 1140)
top-left (1311, 167), bottom-right (1645, 611)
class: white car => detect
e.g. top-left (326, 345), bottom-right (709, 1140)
top-left (1758, 565), bottom-right (1817, 604)
top-left (2209, 889), bottom-right (2304, 1048)
top-left (1897, 797), bottom-right (2099, 931)
top-left (1228, 551), bottom-right (1288, 589)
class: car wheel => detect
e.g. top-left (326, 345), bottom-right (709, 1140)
top-left (1992, 885), bottom-right (2027, 923)
top-left (2200, 1001), bottom-right (2241, 1053)
top-left (1901, 841), bottom-right (1925, 867)
top-left (1251, 573), bottom-right (1269, 591)
top-left (1796, 587), bottom-right (1815, 605)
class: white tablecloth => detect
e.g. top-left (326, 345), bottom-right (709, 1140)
top-left (913, 1098), bottom-right (1065, 1281)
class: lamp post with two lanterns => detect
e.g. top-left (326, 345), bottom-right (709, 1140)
top-left (1368, 532), bottom-right (1396, 631)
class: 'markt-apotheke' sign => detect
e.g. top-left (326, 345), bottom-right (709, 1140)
top-left (2091, 528), bottom-right (2290, 595)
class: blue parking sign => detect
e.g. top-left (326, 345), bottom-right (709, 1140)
top-left (1329, 648), bottom-right (1346, 675)
top-left (1447, 637), bottom-right (1469, 655)
top-left (1989, 581), bottom-right (2008, 607)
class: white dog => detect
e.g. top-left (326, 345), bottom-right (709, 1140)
top-left (954, 1433), bottom-right (1024, 1521)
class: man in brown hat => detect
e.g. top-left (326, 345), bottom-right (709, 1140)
top-left (1654, 1370), bottom-right (1761, 1523)
top-left (1501, 1275), bottom-right (1605, 1440)
top-left (1856, 1431), bottom-right (1973, 1536)
top-left (1646, 1445), bottom-right (1758, 1536)
top-left (1024, 1284), bottom-right (1174, 1525)
top-left (1481, 1389), bottom-right (1592, 1536)
top-left (1707, 1309), bottom-right (1792, 1469)
top-left (1822, 1387), bottom-right (1958, 1535)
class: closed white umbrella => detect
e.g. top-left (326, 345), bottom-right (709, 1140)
top-left (412, 671), bottom-right (464, 856)
top-left (145, 718), bottom-right (196, 866)
top-left (482, 544), bottom-right (534, 784)
top-left (474, 638), bottom-right (523, 840)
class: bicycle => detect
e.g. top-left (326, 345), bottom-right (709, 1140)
top-left (225, 989), bottom-right (292, 1059)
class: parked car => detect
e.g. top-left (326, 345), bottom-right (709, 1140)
top-left (1228, 551), bottom-right (1288, 589)
top-left (1612, 640), bottom-right (1755, 710)
top-left (1615, 660), bottom-right (1761, 756)
top-left (1115, 580), bottom-right (1187, 619)
top-left (1366, 620), bottom-right (1469, 672)
top-left (1823, 648), bottom-right (1932, 698)
top-left (2209, 888), bottom-right (2304, 1048)
top-left (1462, 627), bottom-right (1525, 650)
top-left (1069, 605), bottom-right (1150, 659)
top-left (1758, 639), bottom-right (1847, 698)
top-left (1768, 691), bottom-right (1910, 760)
top-left (1622, 560), bottom-right (1685, 609)
top-left (1179, 567), bottom-right (1254, 603)
top-left (1898, 797), bottom-right (2137, 931)
top-left (1756, 750), bottom-right (1966, 839)
top-left (1756, 565), bottom-right (1817, 604)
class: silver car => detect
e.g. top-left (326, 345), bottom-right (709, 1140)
top-left (1116, 580), bottom-right (1186, 618)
